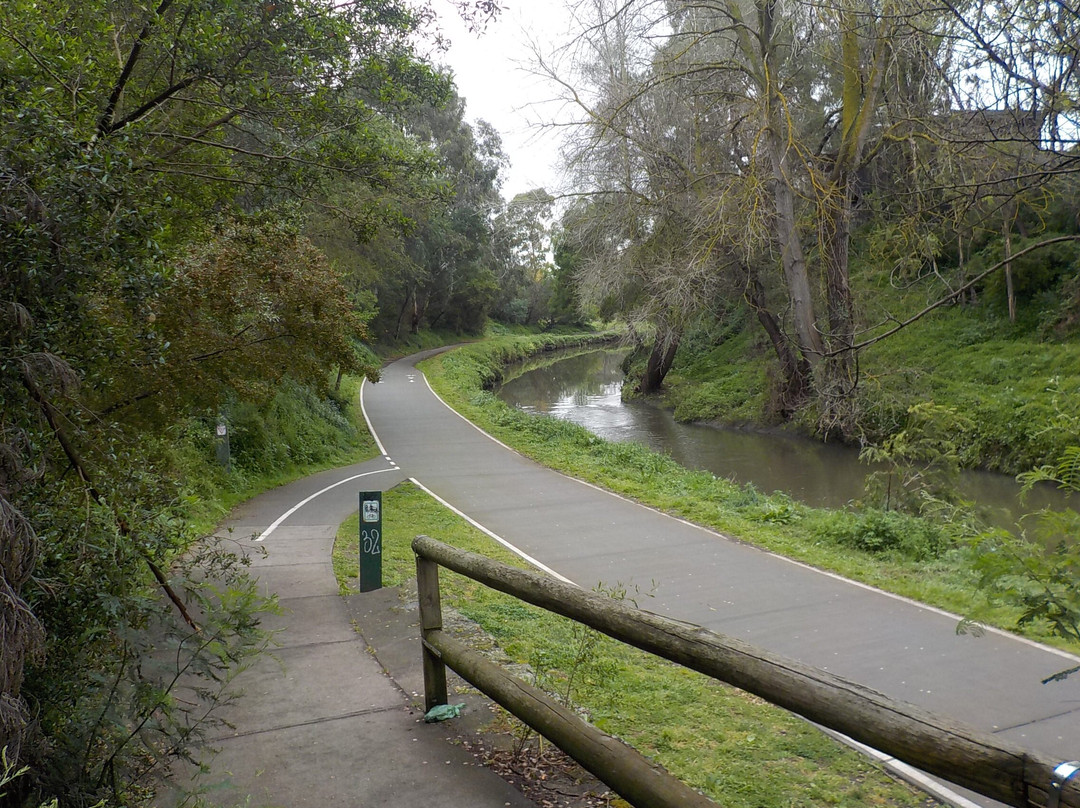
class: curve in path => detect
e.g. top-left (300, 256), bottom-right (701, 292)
top-left (182, 456), bottom-right (533, 808)
top-left (361, 348), bottom-right (1080, 806)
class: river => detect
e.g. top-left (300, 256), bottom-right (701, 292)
top-left (497, 348), bottom-right (1071, 526)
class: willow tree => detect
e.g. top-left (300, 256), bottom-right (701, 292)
top-left (545, 0), bottom-right (1075, 431)
top-left (549, 0), bottom-right (735, 392)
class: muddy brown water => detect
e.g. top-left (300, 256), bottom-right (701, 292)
top-left (497, 348), bottom-right (1072, 529)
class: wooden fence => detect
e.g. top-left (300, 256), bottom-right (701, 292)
top-left (412, 535), bottom-right (1080, 808)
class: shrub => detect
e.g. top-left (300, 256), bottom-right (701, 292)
top-left (227, 379), bottom-right (359, 473)
top-left (811, 508), bottom-right (953, 561)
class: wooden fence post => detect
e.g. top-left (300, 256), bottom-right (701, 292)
top-left (411, 535), bottom-right (1080, 808)
top-left (416, 553), bottom-right (447, 711)
top-left (425, 628), bottom-right (720, 808)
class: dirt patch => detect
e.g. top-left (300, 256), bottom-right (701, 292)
top-left (457, 734), bottom-right (622, 808)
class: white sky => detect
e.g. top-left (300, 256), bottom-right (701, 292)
top-left (431, 2), bottom-right (575, 200)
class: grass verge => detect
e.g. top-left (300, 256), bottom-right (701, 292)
top-left (335, 480), bottom-right (941, 808)
top-left (418, 336), bottom-right (1080, 652)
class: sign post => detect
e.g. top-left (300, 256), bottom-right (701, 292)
top-left (215, 417), bottom-right (230, 471)
top-left (359, 491), bottom-right (382, 592)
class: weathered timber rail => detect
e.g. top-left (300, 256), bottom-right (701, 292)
top-left (412, 535), bottom-right (1080, 808)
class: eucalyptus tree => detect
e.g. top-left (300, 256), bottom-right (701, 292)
top-left (492, 188), bottom-right (556, 324)
top-left (394, 92), bottom-right (506, 334)
top-left (305, 88), bottom-right (509, 340)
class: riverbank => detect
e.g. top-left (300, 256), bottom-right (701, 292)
top-left (499, 347), bottom-right (1075, 527)
top-left (419, 335), bottom-right (1079, 653)
top-left (645, 291), bottom-right (1080, 477)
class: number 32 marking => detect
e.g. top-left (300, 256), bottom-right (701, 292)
top-left (362, 528), bottom-right (381, 555)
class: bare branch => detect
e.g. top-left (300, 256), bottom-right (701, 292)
top-left (841, 235), bottom-right (1080, 355)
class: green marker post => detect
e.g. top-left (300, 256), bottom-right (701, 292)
top-left (359, 491), bottom-right (382, 592)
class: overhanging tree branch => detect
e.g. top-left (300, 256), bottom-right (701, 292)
top-left (832, 235), bottom-right (1080, 356)
top-left (96, 0), bottom-right (178, 137)
top-left (20, 363), bottom-right (200, 631)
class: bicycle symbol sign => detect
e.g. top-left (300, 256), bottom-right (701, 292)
top-left (363, 500), bottom-right (380, 523)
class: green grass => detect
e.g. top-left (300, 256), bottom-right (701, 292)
top-left (334, 481), bottom-right (940, 808)
top-left (416, 336), bottom-right (1080, 651)
top-left (181, 373), bottom-right (380, 535)
top-left (660, 329), bottom-right (771, 424)
top-left (856, 305), bottom-right (1080, 473)
top-left (655, 267), bottom-right (1080, 475)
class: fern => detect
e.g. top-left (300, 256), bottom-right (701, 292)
top-left (1054, 446), bottom-right (1080, 491)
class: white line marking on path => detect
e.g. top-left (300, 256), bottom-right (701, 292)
top-left (416, 368), bottom-right (1080, 665)
top-left (408, 477), bottom-right (577, 586)
top-left (256, 467), bottom-right (397, 542)
top-left (421, 375), bottom-right (519, 453)
top-left (361, 373), bottom-right (571, 583)
top-left (825, 729), bottom-right (986, 808)
top-left (359, 377), bottom-right (389, 457)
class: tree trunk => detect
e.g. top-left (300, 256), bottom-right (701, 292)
top-left (815, 4), bottom-right (884, 430)
top-left (758, 0), bottom-right (824, 369)
top-left (637, 326), bottom-right (680, 394)
top-left (410, 290), bottom-right (426, 334)
top-left (765, 139), bottom-right (823, 369)
top-left (822, 178), bottom-right (856, 353)
top-left (1004, 216), bottom-right (1016, 323)
top-left (819, 176), bottom-right (858, 416)
top-left (394, 288), bottom-right (412, 340)
top-left (744, 266), bottom-right (809, 415)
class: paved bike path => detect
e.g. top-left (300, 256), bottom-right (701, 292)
top-left (361, 349), bottom-right (1080, 794)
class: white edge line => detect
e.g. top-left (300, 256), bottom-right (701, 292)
top-left (422, 374), bottom-right (519, 453)
top-left (418, 364), bottom-right (1080, 666)
top-left (408, 476), bottom-right (577, 586)
top-left (760, 546), bottom-right (1080, 662)
top-left (411, 357), bottom-right (1034, 808)
top-left (359, 377), bottom-right (389, 457)
top-left (256, 467), bottom-right (396, 542)
top-left (818, 726), bottom-right (987, 808)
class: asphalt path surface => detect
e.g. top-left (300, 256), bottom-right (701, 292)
top-left (361, 348), bottom-right (1080, 806)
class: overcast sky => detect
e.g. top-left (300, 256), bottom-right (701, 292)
top-left (431, 3), bottom-right (575, 200)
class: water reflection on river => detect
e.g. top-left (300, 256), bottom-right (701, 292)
top-left (498, 349), bottom-right (1070, 526)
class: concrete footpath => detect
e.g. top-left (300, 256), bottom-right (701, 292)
top-left (172, 458), bottom-right (534, 808)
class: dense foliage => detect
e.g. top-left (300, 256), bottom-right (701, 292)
top-left (0, 0), bottom-right (508, 803)
top-left (306, 91), bottom-right (565, 340)
top-left (544, 0), bottom-right (1080, 437)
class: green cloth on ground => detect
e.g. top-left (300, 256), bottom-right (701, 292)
top-left (423, 703), bottom-right (465, 723)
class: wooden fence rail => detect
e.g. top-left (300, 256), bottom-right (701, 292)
top-left (412, 535), bottom-right (1080, 808)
